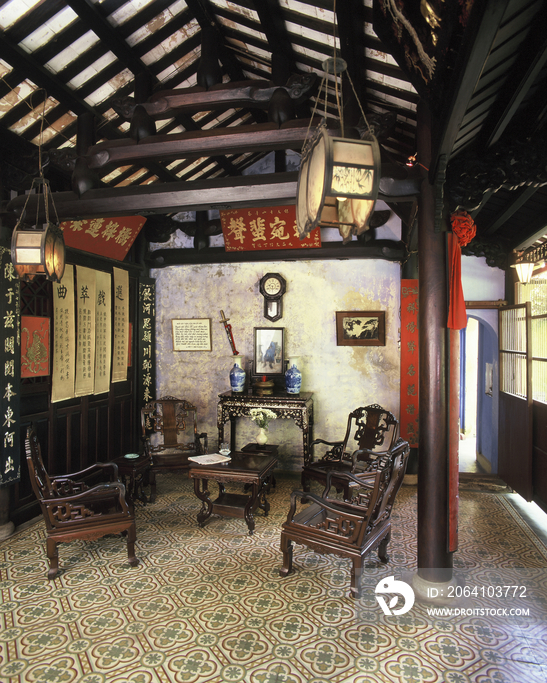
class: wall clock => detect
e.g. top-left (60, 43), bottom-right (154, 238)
top-left (259, 273), bottom-right (286, 322)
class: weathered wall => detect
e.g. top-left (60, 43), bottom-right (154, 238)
top-left (152, 259), bottom-right (401, 470)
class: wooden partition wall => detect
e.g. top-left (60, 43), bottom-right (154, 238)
top-left (11, 255), bottom-right (147, 527)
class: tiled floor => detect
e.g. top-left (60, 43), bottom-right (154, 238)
top-left (1, 473), bottom-right (546, 682)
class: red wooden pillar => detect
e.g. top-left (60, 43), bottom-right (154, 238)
top-left (417, 101), bottom-right (453, 582)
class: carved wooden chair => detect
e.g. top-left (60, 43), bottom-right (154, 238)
top-left (25, 424), bottom-right (139, 580)
top-left (302, 404), bottom-right (399, 499)
top-left (141, 396), bottom-right (208, 502)
top-left (280, 438), bottom-right (410, 598)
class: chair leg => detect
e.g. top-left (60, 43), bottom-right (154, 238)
top-left (46, 537), bottom-right (59, 580)
top-left (300, 471), bottom-right (310, 503)
top-left (279, 533), bottom-right (293, 577)
top-left (126, 522), bottom-right (139, 567)
top-left (350, 558), bottom-right (363, 599)
top-left (149, 470), bottom-right (156, 504)
top-left (378, 531), bottom-right (390, 563)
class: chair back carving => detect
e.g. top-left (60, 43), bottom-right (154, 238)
top-left (25, 428), bottom-right (54, 500)
top-left (141, 397), bottom-right (207, 502)
top-left (141, 396), bottom-right (203, 454)
top-left (343, 404), bottom-right (398, 454)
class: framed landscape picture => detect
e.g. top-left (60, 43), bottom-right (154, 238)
top-left (336, 311), bottom-right (385, 347)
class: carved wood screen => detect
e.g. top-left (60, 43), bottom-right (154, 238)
top-left (498, 304), bottom-right (533, 501)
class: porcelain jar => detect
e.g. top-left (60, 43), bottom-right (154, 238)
top-left (285, 357), bottom-right (302, 394)
top-left (229, 355), bottom-right (246, 392)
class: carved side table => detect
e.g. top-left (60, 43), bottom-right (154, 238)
top-left (113, 452), bottom-right (151, 513)
top-left (217, 391), bottom-right (314, 466)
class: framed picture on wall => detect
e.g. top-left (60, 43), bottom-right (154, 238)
top-left (253, 327), bottom-right (285, 377)
top-left (336, 311), bottom-right (386, 346)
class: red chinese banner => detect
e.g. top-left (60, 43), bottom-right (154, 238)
top-left (220, 205), bottom-right (321, 251)
top-left (61, 216), bottom-right (147, 260)
top-left (21, 317), bottom-right (50, 378)
top-left (400, 279), bottom-right (419, 447)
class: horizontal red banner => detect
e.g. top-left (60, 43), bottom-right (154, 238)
top-left (61, 216), bottom-right (147, 260)
top-left (220, 205), bottom-right (321, 251)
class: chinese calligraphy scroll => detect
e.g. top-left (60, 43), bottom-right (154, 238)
top-left (220, 205), bottom-right (321, 252)
top-left (94, 270), bottom-right (112, 395)
top-left (52, 265), bottom-right (76, 403)
top-left (112, 268), bottom-right (129, 383)
top-left (138, 278), bottom-right (155, 408)
top-left (61, 216), bottom-right (146, 261)
top-left (75, 266), bottom-right (96, 397)
top-left (1, 248), bottom-right (21, 485)
top-left (400, 280), bottom-right (419, 447)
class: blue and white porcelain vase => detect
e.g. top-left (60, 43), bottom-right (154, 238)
top-left (285, 357), bottom-right (302, 394)
top-left (229, 355), bottom-right (246, 392)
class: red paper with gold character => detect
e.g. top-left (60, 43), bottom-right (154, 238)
top-left (220, 205), bottom-right (321, 251)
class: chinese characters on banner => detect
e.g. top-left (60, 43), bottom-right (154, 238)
top-left (220, 205), bottom-right (321, 252)
top-left (94, 271), bottom-right (112, 395)
top-left (1, 249), bottom-right (21, 484)
top-left (138, 278), bottom-right (156, 409)
top-left (75, 266), bottom-right (96, 397)
top-left (400, 280), bottom-right (419, 447)
top-left (52, 265), bottom-right (76, 403)
top-left (112, 268), bottom-right (129, 383)
top-left (61, 216), bottom-right (146, 261)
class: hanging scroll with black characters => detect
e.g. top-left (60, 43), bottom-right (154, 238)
top-left (1, 248), bottom-right (21, 485)
top-left (94, 270), bottom-right (112, 395)
top-left (112, 268), bottom-right (129, 383)
top-left (138, 278), bottom-right (155, 409)
top-left (52, 265), bottom-right (76, 403)
top-left (75, 266), bottom-right (96, 397)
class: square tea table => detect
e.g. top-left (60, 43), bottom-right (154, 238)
top-left (188, 452), bottom-right (277, 535)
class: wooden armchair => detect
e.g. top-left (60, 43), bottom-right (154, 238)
top-left (25, 424), bottom-right (139, 580)
top-left (141, 396), bottom-right (208, 502)
top-left (302, 404), bottom-right (399, 499)
top-left (281, 438), bottom-right (409, 598)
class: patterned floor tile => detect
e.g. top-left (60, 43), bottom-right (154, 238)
top-left (0, 473), bottom-right (546, 683)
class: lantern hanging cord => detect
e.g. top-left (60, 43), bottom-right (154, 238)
top-left (16, 91), bottom-right (61, 229)
top-left (332, 0), bottom-right (344, 138)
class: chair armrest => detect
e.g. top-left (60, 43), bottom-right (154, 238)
top-left (42, 482), bottom-right (131, 526)
top-left (308, 439), bottom-right (345, 464)
top-left (323, 468), bottom-right (378, 497)
top-left (52, 461), bottom-right (120, 483)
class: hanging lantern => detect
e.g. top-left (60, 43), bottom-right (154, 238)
top-left (11, 221), bottom-right (65, 282)
top-left (11, 176), bottom-right (65, 283)
top-left (511, 259), bottom-right (534, 284)
top-left (296, 120), bottom-right (381, 239)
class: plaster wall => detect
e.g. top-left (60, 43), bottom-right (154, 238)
top-left (152, 259), bottom-right (401, 471)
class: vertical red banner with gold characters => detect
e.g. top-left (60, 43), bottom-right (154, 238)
top-left (220, 205), bottom-right (321, 251)
top-left (400, 280), bottom-right (419, 447)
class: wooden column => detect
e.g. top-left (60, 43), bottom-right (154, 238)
top-left (417, 101), bottom-right (453, 582)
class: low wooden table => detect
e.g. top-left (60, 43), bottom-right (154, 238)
top-left (188, 452), bottom-right (277, 535)
top-left (113, 452), bottom-right (151, 512)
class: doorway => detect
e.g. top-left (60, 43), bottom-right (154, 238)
top-left (460, 317), bottom-right (479, 472)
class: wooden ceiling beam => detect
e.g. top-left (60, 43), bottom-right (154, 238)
top-left (6, 173), bottom-right (301, 221)
top-left (85, 121), bottom-right (316, 168)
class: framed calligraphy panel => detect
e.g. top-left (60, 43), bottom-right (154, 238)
top-left (138, 278), bottom-right (156, 409)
